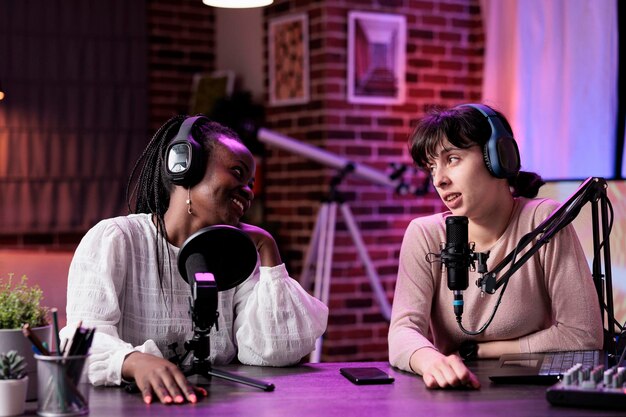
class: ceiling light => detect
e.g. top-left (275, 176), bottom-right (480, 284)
top-left (202, 0), bottom-right (273, 8)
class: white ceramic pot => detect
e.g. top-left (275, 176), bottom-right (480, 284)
top-left (0, 325), bottom-right (52, 401)
top-left (0, 376), bottom-right (28, 416)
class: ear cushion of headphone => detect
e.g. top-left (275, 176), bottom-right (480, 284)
top-left (459, 104), bottom-right (521, 179)
top-left (482, 117), bottom-right (521, 179)
top-left (164, 116), bottom-right (208, 187)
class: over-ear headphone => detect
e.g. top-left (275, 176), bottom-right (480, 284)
top-left (458, 103), bottom-right (520, 179)
top-left (164, 115), bottom-right (209, 187)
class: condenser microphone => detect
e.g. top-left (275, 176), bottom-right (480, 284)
top-left (178, 225), bottom-right (258, 330)
top-left (442, 216), bottom-right (470, 320)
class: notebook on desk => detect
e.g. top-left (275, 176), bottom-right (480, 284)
top-left (488, 350), bottom-right (605, 384)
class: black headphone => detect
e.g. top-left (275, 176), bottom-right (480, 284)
top-left (458, 103), bottom-right (520, 179)
top-left (163, 115), bottom-right (209, 187)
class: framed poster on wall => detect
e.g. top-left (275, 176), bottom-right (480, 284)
top-left (268, 13), bottom-right (309, 106)
top-left (347, 11), bottom-right (406, 105)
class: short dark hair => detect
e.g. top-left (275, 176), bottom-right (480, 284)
top-left (409, 105), bottom-right (513, 170)
top-left (408, 104), bottom-right (544, 198)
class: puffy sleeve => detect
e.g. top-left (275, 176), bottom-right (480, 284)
top-left (233, 263), bottom-right (329, 366)
top-left (518, 221), bottom-right (604, 352)
top-left (388, 218), bottom-right (440, 373)
top-left (59, 220), bottom-right (161, 386)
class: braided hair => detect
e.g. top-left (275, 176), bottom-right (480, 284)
top-left (125, 115), bottom-right (243, 289)
top-left (408, 105), bottom-right (544, 198)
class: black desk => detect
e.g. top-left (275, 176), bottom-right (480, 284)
top-left (24, 361), bottom-right (625, 417)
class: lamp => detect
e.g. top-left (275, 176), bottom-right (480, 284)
top-left (0, 80), bottom-right (5, 101)
top-left (202, 0), bottom-right (273, 8)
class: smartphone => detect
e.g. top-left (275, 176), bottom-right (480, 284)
top-left (339, 367), bottom-right (395, 385)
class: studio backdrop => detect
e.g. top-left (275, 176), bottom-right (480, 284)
top-left (480, 0), bottom-right (618, 180)
top-left (0, 0), bottom-right (148, 234)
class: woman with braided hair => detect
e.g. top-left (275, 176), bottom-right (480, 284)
top-left (61, 115), bottom-right (328, 405)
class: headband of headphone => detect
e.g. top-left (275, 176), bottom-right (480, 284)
top-left (458, 103), bottom-right (520, 179)
top-left (163, 116), bottom-right (208, 187)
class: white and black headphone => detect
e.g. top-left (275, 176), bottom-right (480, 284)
top-left (163, 116), bottom-right (209, 187)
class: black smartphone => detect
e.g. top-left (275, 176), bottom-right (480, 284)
top-left (339, 367), bottom-right (395, 385)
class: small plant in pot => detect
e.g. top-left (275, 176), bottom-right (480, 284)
top-left (0, 274), bottom-right (49, 329)
top-left (0, 350), bottom-right (29, 416)
top-left (0, 274), bottom-right (50, 401)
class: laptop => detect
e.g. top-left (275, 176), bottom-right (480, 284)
top-left (488, 350), bottom-right (605, 384)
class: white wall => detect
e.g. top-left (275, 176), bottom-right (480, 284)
top-left (215, 8), bottom-right (265, 101)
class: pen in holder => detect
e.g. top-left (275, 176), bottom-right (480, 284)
top-left (34, 354), bottom-right (89, 417)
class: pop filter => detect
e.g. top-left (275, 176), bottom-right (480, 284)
top-left (178, 225), bottom-right (257, 291)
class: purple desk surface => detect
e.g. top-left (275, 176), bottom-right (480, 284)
top-left (23, 361), bottom-right (625, 417)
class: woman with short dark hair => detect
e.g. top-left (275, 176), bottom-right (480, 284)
top-left (388, 104), bottom-right (602, 389)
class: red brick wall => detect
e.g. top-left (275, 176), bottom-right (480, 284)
top-left (263, 0), bottom-right (484, 362)
top-left (148, 0), bottom-right (216, 131)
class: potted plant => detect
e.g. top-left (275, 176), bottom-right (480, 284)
top-left (0, 350), bottom-right (28, 416)
top-left (0, 274), bottom-right (50, 401)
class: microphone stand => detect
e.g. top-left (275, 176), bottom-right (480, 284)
top-left (473, 177), bottom-right (616, 353)
top-left (174, 270), bottom-right (275, 392)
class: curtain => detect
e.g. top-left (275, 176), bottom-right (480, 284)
top-left (480, 0), bottom-right (618, 180)
top-left (0, 0), bottom-right (148, 234)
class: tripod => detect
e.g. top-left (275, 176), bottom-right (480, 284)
top-left (174, 282), bottom-right (275, 392)
top-left (301, 165), bottom-right (392, 363)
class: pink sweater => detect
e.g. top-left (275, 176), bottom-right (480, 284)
top-left (388, 197), bottom-right (604, 372)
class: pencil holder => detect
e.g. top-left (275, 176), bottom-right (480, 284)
top-left (34, 354), bottom-right (89, 417)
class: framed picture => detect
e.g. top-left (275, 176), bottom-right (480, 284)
top-left (268, 13), bottom-right (309, 106)
top-left (189, 70), bottom-right (235, 115)
top-left (347, 11), bottom-right (406, 105)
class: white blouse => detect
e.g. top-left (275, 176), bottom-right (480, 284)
top-left (60, 213), bottom-right (328, 386)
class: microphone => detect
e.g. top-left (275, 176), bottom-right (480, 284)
top-left (178, 225), bottom-right (257, 290)
top-left (178, 225), bottom-right (258, 330)
top-left (442, 216), bottom-right (470, 320)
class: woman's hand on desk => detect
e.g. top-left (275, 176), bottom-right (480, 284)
top-left (409, 348), bottom-right (481, 390)
top-left (122, 352), bottom-right (207, 405)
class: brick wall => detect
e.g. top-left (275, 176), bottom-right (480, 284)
top-left (148, 0), bottom-right (216, 131)
top-left (263, 0), bottom-right (484, 362)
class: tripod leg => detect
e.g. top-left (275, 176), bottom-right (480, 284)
top-left (319, 202), bottom-right (337, 306)
top-left (207, 367), bottom-right (275, 392)
top-left (310, 202), bottom-right (337, 363)
top-left (300, 203), bottom-right (326, 291)
top-left (339, 203), bottom-right (392, 321)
